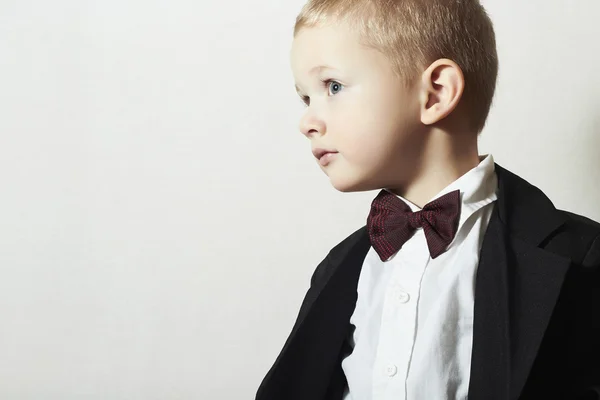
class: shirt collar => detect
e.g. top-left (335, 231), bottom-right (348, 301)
top-left (384, 154), bottom-right (498, 234)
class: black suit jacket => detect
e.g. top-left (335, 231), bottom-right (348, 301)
top-left (256, 164), bottom-right (600, 400)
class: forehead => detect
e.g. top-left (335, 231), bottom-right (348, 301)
top-left (290, 23), bottom-right (367, 78)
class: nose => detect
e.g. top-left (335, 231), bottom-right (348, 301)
top-left (299, 110), bottom-right (325, 138)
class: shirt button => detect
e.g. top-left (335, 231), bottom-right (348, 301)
top-left (385, 364), bottom-right (398, 377)
top-left (397, 291), bottom-right (410, 303)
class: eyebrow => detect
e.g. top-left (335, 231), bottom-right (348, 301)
top-left (295, 65), bottom-right (338, 95)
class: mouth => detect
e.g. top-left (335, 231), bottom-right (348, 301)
top-left (312, 148), bottom-right (339, 167)
top-left (312, 148), bottom-right (339, 161)
top-left (317, 152), bottom-right (338, 166)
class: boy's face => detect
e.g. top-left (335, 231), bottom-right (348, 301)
top-left (290, 21), bottom-right (425, 193)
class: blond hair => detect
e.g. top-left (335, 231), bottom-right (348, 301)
top-left (294, 0), bottom-right (498, 134)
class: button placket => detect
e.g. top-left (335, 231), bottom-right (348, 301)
top-left (385, 364), bottom-right (398, 377)
top-left (397, 291), bottom-right (410, 303)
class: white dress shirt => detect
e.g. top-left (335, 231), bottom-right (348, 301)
top-left (341, 154), bottom-right (498, 400)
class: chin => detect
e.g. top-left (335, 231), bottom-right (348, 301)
top-left (329, 174), bottom-right (377, 193)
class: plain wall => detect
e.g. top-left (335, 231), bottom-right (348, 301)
top-left (0, 0), bottom-right (599, 398)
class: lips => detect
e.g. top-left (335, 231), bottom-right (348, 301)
top-left (312, 148), bottom-right (338, 160)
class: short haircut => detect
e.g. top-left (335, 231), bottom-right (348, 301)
top-left (294, 0), bottom-right (499, 134)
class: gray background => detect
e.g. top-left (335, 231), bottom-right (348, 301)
top-left (1, 0), bottom-right (599, 398)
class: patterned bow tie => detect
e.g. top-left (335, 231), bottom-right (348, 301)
top-left (366, 189), bottom-right (461, 261)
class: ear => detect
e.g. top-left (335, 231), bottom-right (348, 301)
top-left (419, 59), bottom-right (465, 126)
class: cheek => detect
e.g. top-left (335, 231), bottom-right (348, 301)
top-left (329, 92), bottom-right (413, 156)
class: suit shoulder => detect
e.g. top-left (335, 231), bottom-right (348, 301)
top-left (557, 209), bottom-right (600, 244)
top-left (329, 226), bottom-right (368, 256)
top-left (310, 226), bottom-right (368, 286)
top-left (325, 225), bottom-right (369, 267)
top-left (559, 210), bottom-right (600, 232)
top-left (555, 210), bottom-right (600, 269)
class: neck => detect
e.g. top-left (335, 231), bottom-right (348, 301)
top-left (388, 129), bottom-right (480, 208)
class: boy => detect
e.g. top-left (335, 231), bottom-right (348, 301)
top-left (256, 0), bottom-right (600, 399)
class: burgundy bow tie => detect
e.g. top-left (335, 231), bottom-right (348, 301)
top-left (366, 189), bottom-right (461, 261)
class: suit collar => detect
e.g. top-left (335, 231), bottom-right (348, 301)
top-left (494, 163), bottom-right (567, 245)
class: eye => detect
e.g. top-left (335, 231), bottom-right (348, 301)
top-left (297, 79), bottom-right (343, 108)
top-left (325, 79), bottom-right (343, 96)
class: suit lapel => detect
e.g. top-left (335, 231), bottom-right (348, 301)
top-left (467, 208), bottom-right (511, 399)
top-left (468, 165), bottom-right (571, 399)
top-left (256, 228), bottom-right (370, 400)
